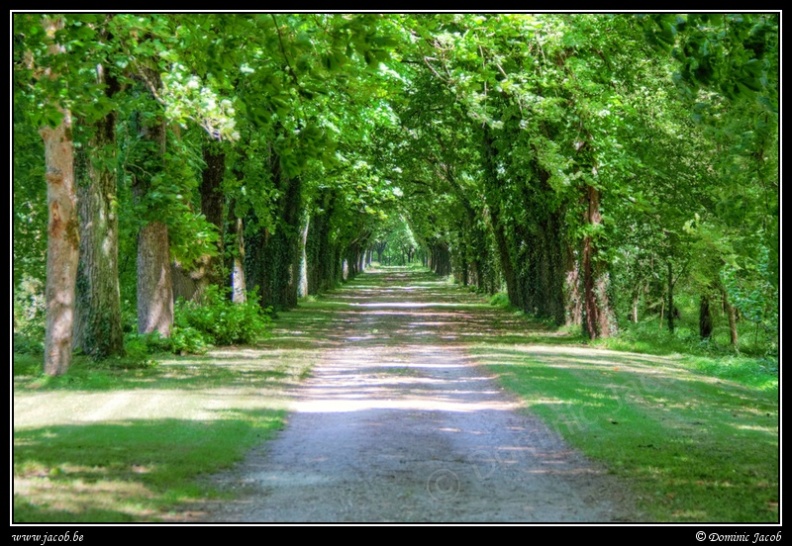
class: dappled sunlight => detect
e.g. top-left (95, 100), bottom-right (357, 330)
top-left (14, 475), bottom-right (159, 520)
top-left (14, 267), bottom-right (778, 522)
top-left (14, 387), bottom-right (291, 429)
top-left (351, 302), bottom-right (489, 309)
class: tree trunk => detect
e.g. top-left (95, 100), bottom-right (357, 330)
top-left (40, 17), bottom-right (78, 375)
top-left (723, 288), bottom-right (739, 348)
top-left (581, 185), bottom-right (615, 339)
top-left (73, 73), bottom-right (124, 358)
top-left (199, 140), bottom-right (226, 289)
top-left (137, 221), bottom-right (173, 336)
top-left (699, 294), bottom-right (713, 340)
top-left (133, 105), bottom-right (172, 336)
top-left (297, 207), bottom-right (310, 298)
top-left (564, 246), bottom-right (582, 329)
top-left (41, 110), bottom-right (78, 375)
top-left (256, 150), bottom-right (302, 310)
top-left (666, 259), bottom-right (675, 334)
top-left (232, 216), bottom-right (247, 303)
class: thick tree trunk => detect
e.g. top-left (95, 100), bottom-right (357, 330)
top-left (40, 17), bottom-right (78, 376)
top-left (581, 185), bottom-right (615, 339)
top-left (41, 110), bottom-right (78, 375)
top-left (134, 107), bottom-right (173, 336)
top-left (74, 80), bottom-right (124, 358)
top-left (199, 140), bottom-right (226, 289)
top-left (137, 221), bottom-right (173, 336)
top-left (256, 152), bottom-right (302, 311)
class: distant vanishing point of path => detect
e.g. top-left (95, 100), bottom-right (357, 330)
top-left (192, 267), bottom-right (639, 523)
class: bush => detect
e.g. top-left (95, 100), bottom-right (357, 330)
top-left (13, 277), bottom-right (45, 355)
top-left (168, 326), bottom-right (209, 355)
top-left (174, 286), bottom-right (272, 349)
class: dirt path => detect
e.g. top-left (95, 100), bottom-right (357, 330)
top-left (193, 268), bottom-right (638, 523)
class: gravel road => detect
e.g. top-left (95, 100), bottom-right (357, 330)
top-left (192, 269), bottom-right (639, 523)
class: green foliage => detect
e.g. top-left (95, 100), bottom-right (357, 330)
top-left (122, 332), bottom-right (170, 360)
top-left (13, 277), bottom-right (46, 355)
top-left (489, 292), bottom-right (510, 308)
top-left (12, 13), bottom-right (779, 362)
top-left (174, 286), bottom-right (272, 350)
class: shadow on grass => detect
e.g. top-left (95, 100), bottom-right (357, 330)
top-left (476, 344), bottom-right (779, 522)
top-left (13, 409), bottom-right (283, 523)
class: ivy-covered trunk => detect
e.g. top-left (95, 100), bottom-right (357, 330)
top-left (134, 113), bottom-right (173, 336)
top-left (255, 152), bottom-right (302, 311)
top-left (74, 71), bottom-right (124, 358)
top-left (581, 184), bottom-right (615, 339)
top-left (430, 242), bottom-right (451, 276)
top-left (199, 139), bottom-right (226, 289)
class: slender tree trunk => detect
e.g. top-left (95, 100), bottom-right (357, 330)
top-left (74, 71), bottom-right (124, 358)
top-left (232, 216), bottom-right (247, 303)
top-left (564, 246), bottom-right (582, 329)
top-left (699, 294), bottom-right (713, 340)
top-left (40, 17), bottom-right (77, 375)
top-left (667, 259), bottom-right (675, 334)
top-left (723, 288), bottom-right (739, 348)
top-left (297, 207), bottom-right (310, 298)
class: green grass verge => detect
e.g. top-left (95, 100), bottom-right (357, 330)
top-left (14, 410), bottom-right (284, 522)
top-left (476, 342), bottom-right (778, 522)
top-left (12, 302), bottom-right (329, 523)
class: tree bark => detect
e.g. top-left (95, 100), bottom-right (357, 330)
top-left (581, 185), bottom-right (615, 339)
top-left (199, 140), bottom-right (226, 289)
top-left (723, 288), bottom-right (739, 348)
top-left (699, 294), bottom-right (713, 340)
top-left (40, 17), bottom-right (78, 375)
top-left (133, 103), bottom-right (173, 336)
top-left (41, 110), bottom-right (78, 375)
top-left (137, 221), bottom-right (173, 335)
top-left (297, 207), bottom-right (310, 298)
top-left (74, 73), bottom-right (124, 358)
top-left (232, 216), bottom-right (247, 303)
top-left (564, 246), bottom-right (582, 329)
top-left (666, 259), bottom-right (675, 334)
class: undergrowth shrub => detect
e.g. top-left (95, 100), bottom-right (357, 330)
top-left (173, 286), bottom-right (271, 352)
top-left (13, 277), bottom-right (45, 355)
top-left (489, 292), bottom-right (510, 308)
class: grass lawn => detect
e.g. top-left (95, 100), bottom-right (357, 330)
top-left (473, 339), bottom-right (779, 522)
top-left (12, 304), bottom-right (327, 523)
top-left (13, 268), bottom-right (779, 523)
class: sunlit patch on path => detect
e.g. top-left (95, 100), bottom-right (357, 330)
top-left (196, 267), bottom-right (638, 523)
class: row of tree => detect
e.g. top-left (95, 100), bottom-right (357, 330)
top-left (13, 14), bottom-right (779, 375)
